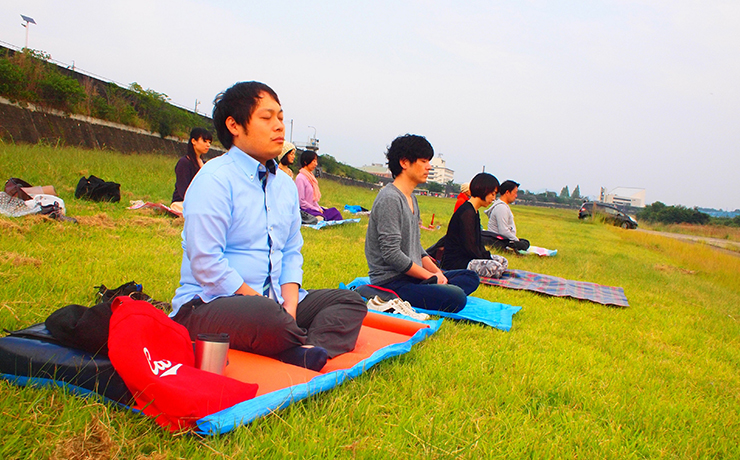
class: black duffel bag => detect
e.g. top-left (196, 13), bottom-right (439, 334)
top-left (75, 175), bottom-right (121, 202)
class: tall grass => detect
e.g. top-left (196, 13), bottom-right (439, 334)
top-left (641, 221), bottom-right (740, 243)
top-left (1, 142), bottom-right (739, 458)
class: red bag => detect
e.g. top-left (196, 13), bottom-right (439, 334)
top-left (108, 297), bottom-right (258, 431)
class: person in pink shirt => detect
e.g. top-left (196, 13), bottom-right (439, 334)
top-left (294, 150), bottom-right (342, 221)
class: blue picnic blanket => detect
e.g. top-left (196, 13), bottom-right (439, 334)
top-left (342, 277), bottom-right (522, 331)
top-left (302, 218), bottom-right (361, 229)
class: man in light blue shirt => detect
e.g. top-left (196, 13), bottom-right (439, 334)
top-left (171, 81), bottom-right (366, 371)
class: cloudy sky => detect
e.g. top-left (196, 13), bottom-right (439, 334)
top-left (3, 0), bottom-right (739, 210)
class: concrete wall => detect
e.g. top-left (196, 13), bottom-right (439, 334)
top-left (0, 98), bottom-right (190, 155)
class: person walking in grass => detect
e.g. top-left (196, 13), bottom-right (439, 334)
top-left (441, 172), bottom-right (508, 279)
top-left (171, 81), bottom-right (366, 371)
top-left (484, 179), bottom-right (530, 252)
top-left (364, 134), bottom-right (479, 313)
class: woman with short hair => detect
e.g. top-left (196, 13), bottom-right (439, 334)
top-left (294, 150), bottom-right (342, 221)
top-left (441, 172), bottom-right (508, 279)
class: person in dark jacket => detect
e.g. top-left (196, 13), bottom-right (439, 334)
top-left (441, 172), bottom-right (508, 279)
top-left (171, 127), bottom-right (213, 213)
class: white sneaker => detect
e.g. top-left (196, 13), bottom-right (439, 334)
top-left (366, 296), bottom-right (430, 321)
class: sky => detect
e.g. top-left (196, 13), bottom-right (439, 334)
top-left (2, 0), bottom-right (739, 210)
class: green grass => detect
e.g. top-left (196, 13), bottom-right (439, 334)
top-left (1, 142), bottom-right (739, 458)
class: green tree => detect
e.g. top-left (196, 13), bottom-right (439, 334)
top-left (425, 182), bottom-right (445, 193)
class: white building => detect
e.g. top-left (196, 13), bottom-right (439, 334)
top-left (600, 187), bottom-right (646, 208)
top-left (428, 156), bottom-right (454, 184)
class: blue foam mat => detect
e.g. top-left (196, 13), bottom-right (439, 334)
top-left (342, 277), bottom-right (522, 331)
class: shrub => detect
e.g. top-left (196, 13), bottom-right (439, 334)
top-left (39, 71), bottom-right (86, 112)
top-left (638, 201), bottom-right (710, 224)
top-left (0, 58), bottom-right (24, 99)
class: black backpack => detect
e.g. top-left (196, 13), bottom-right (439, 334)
top-left (75, 175), bottom-right (121, 202)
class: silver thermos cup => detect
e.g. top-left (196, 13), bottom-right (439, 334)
top-left (194, 333), bottom-right (230, 375)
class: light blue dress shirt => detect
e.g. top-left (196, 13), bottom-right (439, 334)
top-left (171, 146), bottom-right (306, 315)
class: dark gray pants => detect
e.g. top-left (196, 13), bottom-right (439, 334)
top-left (173, 289), bottom-right (367, 359)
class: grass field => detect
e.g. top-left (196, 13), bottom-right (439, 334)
top-left (1, 143), bottom-right (739, 459)
top-left (641, 221), bottom-right (740, 243)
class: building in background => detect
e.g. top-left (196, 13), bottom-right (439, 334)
top-left (600, 187), bottom-right (646, 208)
top-left (360, 163), bottom-right (392, 179)
top-left (428, 156), bottom-right (454, 184)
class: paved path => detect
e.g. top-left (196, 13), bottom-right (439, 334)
top-left (636, 228), bottom-right (740, 257)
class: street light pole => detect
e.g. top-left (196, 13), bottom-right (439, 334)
top-left (21, 15), bottom-right (36, 49)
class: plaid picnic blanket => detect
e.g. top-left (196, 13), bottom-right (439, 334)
top-left (481, 269), bottom-right (629, 307)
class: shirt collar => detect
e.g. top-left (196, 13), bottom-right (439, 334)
top-left (228, 146), bottom-right (277, 180)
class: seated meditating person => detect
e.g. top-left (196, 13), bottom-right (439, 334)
top-left (294, 150), bottom-right (342, 221)
top-left (441, 173), bottom-right (508, 279)
top-left (426, 180), bottom-right (472, 259)
top-left (171, 127), bottom-right (212, 214)
top-left (365, 134), bottom-right (479, 313)
top-left (170, 81), bottom-right (367, 371)
top-left (278, 141), bottom-right (296, 178)
top-left (453, 182), bottom-right (471, 212)
top-left (484, 179), bottom-right (530, 252)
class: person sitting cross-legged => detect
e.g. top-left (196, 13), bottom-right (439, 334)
top-left (364, 134), bottom-right (479, 313)
top-left (170, 81), bottom-right (367, 372)
top-left (484, 180), bottom-right (530, 252)
top-left (295, 150), bottom-right (343, 221)
top-left (441, 172), bottom-right (508, 279)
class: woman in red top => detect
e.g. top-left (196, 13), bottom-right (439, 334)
top-left (453, 182), bottom-right (471, 212)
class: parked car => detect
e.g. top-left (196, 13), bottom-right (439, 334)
top-left (578, 202), bottom-right (638, 229)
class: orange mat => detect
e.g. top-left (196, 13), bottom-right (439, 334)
top-left (223, 311), bottom-right (430, 396)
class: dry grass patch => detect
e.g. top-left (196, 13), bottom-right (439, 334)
top-left (654, 264), bottom-right (696, 275)
top-left (76, 213), bottom-right (116, 229)
top-left (0, 218), bottom-right (27, 234)
top-left (0, 251), bottom-right (42, 267)
top-left (51, 416), bottom-right (115, 460)
top-left (646, 222), bottom-right (740, 242)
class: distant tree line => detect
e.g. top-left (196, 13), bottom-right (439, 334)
top-left (638, 202), bottom-right (740, 226)
top-left (287, 151), bottom-right (379, 183)
top-left (0, 48), bottom-right (210, 139)
top-left (516, 184), bottom-right (582, 206)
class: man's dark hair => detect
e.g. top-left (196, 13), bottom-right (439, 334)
top-left (385, 134), bottom-right (434, 178)
top-left (469, 173), bottom-right (499, 199)
top-left (185, 127), bottom-right (213, 163)
top-left (212, 81), bottom-right (280, 149)
top-left (499, 180), bottom-right (520, 196)
top-left (300, 150), bottom-right (318, 168)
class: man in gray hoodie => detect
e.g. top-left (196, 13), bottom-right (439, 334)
top-left (364, 134), bottom-right (479, 313)
top-left (484, 180), bottom-right (530, 252)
